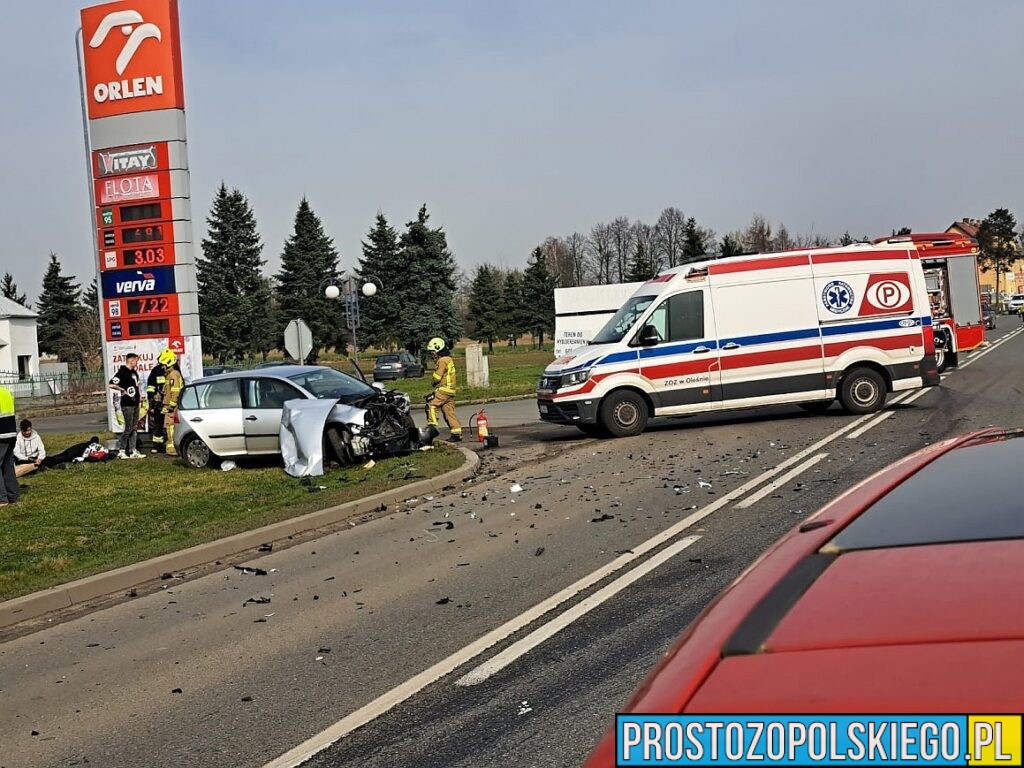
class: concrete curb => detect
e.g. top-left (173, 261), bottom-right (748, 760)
top-left (0, 447), bottom-right (480, 630)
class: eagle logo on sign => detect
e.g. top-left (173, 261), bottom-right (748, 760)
top-left (822, 281), bottom-right (855, 314)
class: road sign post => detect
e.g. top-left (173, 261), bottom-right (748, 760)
top-left (284, 318), bottom-right (313, 363)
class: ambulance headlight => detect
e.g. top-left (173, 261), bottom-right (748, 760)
top-left (560, 369), bottom-right (591, 387)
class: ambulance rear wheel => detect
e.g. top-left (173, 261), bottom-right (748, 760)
top-left (839, 368), bottom-right (886, 415)
top-left (599, 390), bottom-right (648, 437)
top-left (935, 346), bottom-right (948, 374)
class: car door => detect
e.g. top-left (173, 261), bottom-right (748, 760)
top-left (637, 288), bottom-right (721, 414)
top-left (241, 376), bottom-right (306, 454)
top-left (181, 379), bottom-right (246, 456)
top-left (402, 352), bottom-right (422, 377)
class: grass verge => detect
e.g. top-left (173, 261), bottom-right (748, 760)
top-left (0, 434), bottom-right (463, 601)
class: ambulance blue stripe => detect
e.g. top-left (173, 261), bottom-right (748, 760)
top-left (547, 316), bottom-right (931, 375)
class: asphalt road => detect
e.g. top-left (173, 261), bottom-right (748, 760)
top-left (3, 324), bottom-right (1022, 768)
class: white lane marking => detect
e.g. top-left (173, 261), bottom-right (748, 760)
top-left (844, 327), bottom-right (1023, 441)
top-left (262, 403), bottom-right (906, 767)
top-left (456, 535), bottom-right (702, 687)
top-left (735, 454), bottom-right (829, 509)
top-left (957, 326), bottom-right (1024, 370)
top-left (845, 411), bottom-right (894, 440)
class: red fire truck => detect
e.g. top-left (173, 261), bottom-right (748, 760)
top-left (875, 233), bottom-right (985, 373)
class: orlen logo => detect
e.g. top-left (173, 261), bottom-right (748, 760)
top-left (116, 271), bottom-right (156, 294)
top-left (859, 273), bottom-right (914, 316)
top-left (88, 10), bottom-right (163, 103)
top-left (80, 1), bottom-right (185, 119)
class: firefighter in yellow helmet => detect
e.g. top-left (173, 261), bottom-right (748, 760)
top-left (158, 348), bottom-right (185, 456)
top-left (425, 337), bottom-right (462, 442)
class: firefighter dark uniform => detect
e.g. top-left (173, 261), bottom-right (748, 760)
top-left (161, 360), bottom-right (185, 456)
top-left (146, 361), bottom-right (168, 450)
top-left (0, 385), bottom-right (19, 505)
top-left (425, 337), bottom-right (462, 442)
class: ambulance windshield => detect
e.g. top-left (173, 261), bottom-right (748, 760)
top-left (591, 295), bottom-right (657, 344)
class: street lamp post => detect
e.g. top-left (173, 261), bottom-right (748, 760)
top-left (323, 274), bottom-right (384, 366)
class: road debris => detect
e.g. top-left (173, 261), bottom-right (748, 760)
top-left (233, 565), bottom-right (268, 576)
top-left (590, 513), bottom-right (615, 523)
top-left (518, 700), bottom-right (534, 715)
top-left (243, 596), bottom-right (272, 606)
top-left (510, 483), bottom-right (524, 493)
top-left (436, 597), bottom-right (451, 605)
top-left (534, 547), bottom-right (545, 557)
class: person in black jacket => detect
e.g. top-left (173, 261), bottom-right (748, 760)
top-left (146, 359), bottom-right (168, 452)
top-left (109, 353), bottom-right (144, 459)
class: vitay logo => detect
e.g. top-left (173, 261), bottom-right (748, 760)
top-left (88, 10), bottom-right (162, 103)
top-left (80, 1), bottom-right (185, 119)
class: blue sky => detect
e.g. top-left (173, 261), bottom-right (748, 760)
top-left (3, 0), bottom-right (1022, 301)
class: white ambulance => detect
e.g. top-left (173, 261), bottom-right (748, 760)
top-left (537, 241), bottom-right (940, 437)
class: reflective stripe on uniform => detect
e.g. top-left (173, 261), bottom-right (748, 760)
top-left (0, 386), bottom-right (16, 438)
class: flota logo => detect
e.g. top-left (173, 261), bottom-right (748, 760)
top-left (88, 10), bottom-right (163, 103)
top-left (822, 280), bottom-right (855, 314)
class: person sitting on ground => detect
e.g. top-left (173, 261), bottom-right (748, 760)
top-left (13, 419), bottom-right (45, 478)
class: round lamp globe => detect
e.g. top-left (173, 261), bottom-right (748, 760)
top-left (362, 282), bottom-right (378, 297)
top-left (324, 285), bottom-right (341, 300)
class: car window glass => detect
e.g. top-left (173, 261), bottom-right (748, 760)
top-left (244, 378), bottom-right (301, 409)
top-left (194, 379), bottom-right (242, 409)
top-left (644, 292), bottom-right (704, 343)
top-left (179, 386), bottom-right (198, 410)
top-left (288, 368), bottom-right (375, 401)
top-left (378, 355), bottom-right (399, 363)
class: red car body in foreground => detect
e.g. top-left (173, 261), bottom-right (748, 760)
top-left (585, 428), bottom-right (1024, 766)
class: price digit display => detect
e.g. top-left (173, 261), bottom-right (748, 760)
top-left (122, 225), bottom-right (164, 244)
top-left (127, 297), bottom-right (171, 315)
top-left (127, 247), bottom-right (166, 265)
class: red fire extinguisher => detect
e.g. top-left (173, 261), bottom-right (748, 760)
top-left (476, 409), bottom-right (489, 443)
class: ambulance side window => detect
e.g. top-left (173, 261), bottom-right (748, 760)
top-left (644, 291), bottom-right (703, 343)
top-left (668, 291), bottom-right (704, 340)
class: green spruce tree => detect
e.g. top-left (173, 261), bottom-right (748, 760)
top-left (275, 198), bottom-right (341, 362)
top-left (499, 269), bottom-right (528, 347)
top-left (36, 253), bottom-right (82, 357)
top-left (522, 247), bottom-right (557, 348)
top-left (467, 264), bottom-right (504, 352)
top-left (357, 213), bottom-right (403, 350)
top-left (719, 235), bottom-right (743, 259)
top-left (82, 278), bottom-right (100, 324)
top-left (977, 208), bottom-right (1020, 305)
top-left (393, 205), bottom-right (460, 355)
top-left (625, 239), bottom-right (658, 282)
top-left (682, 218), bottom-right (710, 263)
top-left (198, 184), bottom-right (272, 362)
top-left (1, 273), bottom-right (29, 307)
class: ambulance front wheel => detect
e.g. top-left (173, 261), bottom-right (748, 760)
top-left (599, 390), bottom-right (649, 437)
top-left (838, 368), bottom-right (886, 415)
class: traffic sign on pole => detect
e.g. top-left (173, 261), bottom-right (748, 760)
top-left (284, 318), bottom-right (313, 363)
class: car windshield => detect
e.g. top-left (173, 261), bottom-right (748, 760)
top-left (590, 295), bottom-right (658, 344)
top-left (287, 368), bottom-right (375, 402)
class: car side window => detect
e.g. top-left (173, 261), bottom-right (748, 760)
top-left (243, 378), bottom-right (302, 409)
top-left (644, 291), bottom-right (704, 343)
top-left (194, 379), bottom-right (242, 410)
top-left (179, 386), bottom-right (199, 410)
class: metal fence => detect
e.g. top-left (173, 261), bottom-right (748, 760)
top-left (0, 370), bottom-right (107, 403)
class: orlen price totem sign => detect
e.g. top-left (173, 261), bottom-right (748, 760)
top-left (79, 0), bottom-right (202, 432)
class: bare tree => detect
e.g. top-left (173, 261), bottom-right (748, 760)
top-left (541, 237), bottom-right (571, 288)
top-left (773, 223), bottom-right (793, 252)
top-left (742, 214), bottom-right (773, 253)
top-left (608, 216), bottom-right (633, 282)
top-left (587, 223), bottom-right (615, 284)
top-left (632, 220), bottom-right (661, 275)
top-left (565, 232), bottom-right (588, 287)
top-left (655, 207), bottom-right (687, 268)
top-left (56, 313), bottom-right (102, 372)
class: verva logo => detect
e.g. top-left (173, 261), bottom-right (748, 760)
top-left (859, 273), bottom-right (914, 316)
top-left (80, 0), bottom-right (185, 119)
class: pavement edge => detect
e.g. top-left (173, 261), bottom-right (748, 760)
top-left (0, 446), bottom-right (481, 630)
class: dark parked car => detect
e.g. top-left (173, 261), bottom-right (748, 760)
top-left (586, 428), bottom-right (1024, 765)
top-left (373, 352), bottom-right (425, 381)
top-left (982, 302), bottom-right (996, 330)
